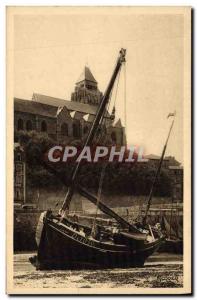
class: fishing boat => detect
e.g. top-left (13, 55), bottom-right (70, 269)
top-left (30, 49), bottom-right (165, 270)
top-left (158, 208), bottom-right (183, 254)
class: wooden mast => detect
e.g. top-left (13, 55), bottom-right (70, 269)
top-left (60, 48), bottom-right (126, 213)
top-left (142, 118), bottom-right (175, 225)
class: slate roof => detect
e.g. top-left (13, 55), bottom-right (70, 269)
top-left (15, 93), bottom-right (111, 121)
top-left (76, 66), bottom-right (97, 84)
top-left (144, 154), bottom-right (160, 160)
top-left (32, 93), bottom-right (99, 115)
top-left (15, 98), bottom-right (59, 118)
top-left (144, 154), bottom-right (168, 161)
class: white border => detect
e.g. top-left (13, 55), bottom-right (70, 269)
top-left (1, 1), bottom-right (194, 299)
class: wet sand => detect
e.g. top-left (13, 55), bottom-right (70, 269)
top-left (14, 253), bottom-right (183, 289)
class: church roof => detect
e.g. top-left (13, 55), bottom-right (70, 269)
top-left (15, 93), bottom-right (111, 120)
top-left (83, 114), bottom-right (95, 123)
top-left (32, 93), bottom-right (100, 115)
top-left (113, 118), bottom-right (123, 128)
top-left (76, 66), bottom-right (97, 84)
top-left (70, 111), bottom-right (84, 120)
top-left (15, 98), bottom-right (59, 118)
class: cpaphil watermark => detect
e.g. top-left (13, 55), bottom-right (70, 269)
top-left (47, 145), bottom-right (147, 163)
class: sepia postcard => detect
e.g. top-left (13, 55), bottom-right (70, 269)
top-left (6, 6), bottom-right (191, 294)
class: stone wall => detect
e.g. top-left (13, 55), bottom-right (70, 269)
top-left (14, 201), bottom-right (183, 251)
top-left (25, 187), bottom-right (176, 211)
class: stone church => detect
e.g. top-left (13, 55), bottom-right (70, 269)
top-left (14, 66), bottom-right (126, 145)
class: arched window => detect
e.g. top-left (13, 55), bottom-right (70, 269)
top-left (41, 120), bottom-right (47, 132)
top-left (111, 131), bottom-right (117, 142)
top-left (73, 123), bottom-right (81, 138)
top-left (61, 123), bottom-right (68, 136)
top-left (17, 119), bottom-right (24, 131)
top-left (26, 120), bottom-right (32, 131)
top-left (83, 126), bottom-right (89, 134)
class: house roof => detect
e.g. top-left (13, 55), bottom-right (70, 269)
top-left (144, 154), bottom-right (160, 160)
top-left (144, 154), bottom-right (169, 161)
top-left (76, 66), bottom-right (97, 84)
top-left (15, 98), bottom-right (59, 118)
top-left (168, 166), bottom-right (183, 170)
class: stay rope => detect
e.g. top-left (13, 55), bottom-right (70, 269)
top-left (91, 162), bottom-right (107, 237)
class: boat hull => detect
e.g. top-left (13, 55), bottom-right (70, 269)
top-left (31, 214), bottom-right (164, 270)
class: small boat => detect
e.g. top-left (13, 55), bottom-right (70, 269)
top-left (30, 49), bottom-right (164, 270)
top-left (158, 214), bottom-right (183, 254)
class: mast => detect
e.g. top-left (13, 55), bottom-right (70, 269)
top-left (60, 48), bottom-right (126, 213)
top-left (142, 118), bottom-right (175, 225)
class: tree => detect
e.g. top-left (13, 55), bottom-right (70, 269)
top-left (15, 131), bottom-right (172, 196)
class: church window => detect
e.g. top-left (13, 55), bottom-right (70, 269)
top-left (111, 131), bottom-right (117, 142)
top-left (73, 123), bottom-right (81, 138)
top-left (41, 120), bottom-right (47, 132)
top-left (61, 123), bottom-right (68, 136)
top-left (17, 119), bottom-right (24, 131)
top-left (26, 120), bottom-right (32, 131)
top-left (83, 126), bottom-right (89, 134)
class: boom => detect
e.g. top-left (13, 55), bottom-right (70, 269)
top-left (77, 185), bottom-right (141, 233)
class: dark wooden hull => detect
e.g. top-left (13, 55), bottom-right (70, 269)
top-left (31, 213), bottom-right (165, 270)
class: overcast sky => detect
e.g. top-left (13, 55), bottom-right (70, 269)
top-left (12, 7), bottom-right (186, 163)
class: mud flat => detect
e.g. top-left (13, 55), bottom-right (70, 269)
top-left (13, 253), bottom-right (183, 289)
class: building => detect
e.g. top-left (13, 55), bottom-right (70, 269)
top-left (144, 154), bottom-right (170, 169)
top-left (168, 166), bottom-right (183, 201)
top-left (139, 154), bottom-right (183, 202)
top-left (14, 66), bottom-right (126, 146)
top-left (14, 143), bottom-right (26, 203)
top-left (144, 154), bottom-right (181, 169)
top-left (71, 66), bottom-right (103, 106)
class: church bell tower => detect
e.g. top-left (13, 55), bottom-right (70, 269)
top-left (71, 66), bottom-right (103, 106)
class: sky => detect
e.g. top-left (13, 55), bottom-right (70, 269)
top-left (12, 7), bottom-right (185, 163)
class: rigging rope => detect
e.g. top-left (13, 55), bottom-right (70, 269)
top-left (94, 93), bottom-right (112, 144)
top-left (95, 64), bottom-right (122, 145)
top-left (91, 163), bottom-right (107, 237)
top-left (91, 65), bottom-right (124, 231)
